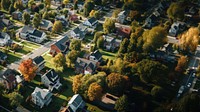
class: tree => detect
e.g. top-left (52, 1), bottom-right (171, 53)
top-left (14, 0), bottom-right (24, 10)
top-left (33, 13), bottom-right (41, 28)
top-left (128, 10), bottom-right (139, 20)
top-left (175, 56), bottom-right (188, 73)
top-left (89, 10), bottom-right (100, 19)
top-left (83, 1), bottom-right (94, 17)
top-left (51, 53), bottom-right (66, 70)
top-left (112, 9), bottom-right (121, 18)
top-left (1, 0), bottom-right (10, 10)
top-left (63, 0), bottom-right (69, 5)
top-left (151, 86), bottom-right (164, 99)
top-left (124, 51), bottom-right (139, 63)
top-left (8, 92), bottom-right (23, 107)
top-left (70, 39), bottom-right (81, 51)
top-left (42, 11), bottom-right (49, 19)
top-left (103, 18), bottom-right (115, 34)
top-left (72, 74), bottom-right (83, 93)
top-left (66, 50), bottom-right (79, 67)
top-left (142, 26), bottom-right (167, 52)
top-left (93, 31), bottom-right (104, 44)
top-left (22, 12), bottom-right (30, 25)
top-left (28, 0), bottom-right (35, 9)
top-left (106, 73), bottom-right (129, 94)
top-left (179, 27), bottom-right (200, 52)
top-left (0, 83), bottom-right (5, 97)
top-left (136, 59), bottom-right (168, 84)
top-left (167, 2), bottom-right (185, 20)
top-left (118, 38), bottom-right (129, 54)
top-left (97, 36), bottom-right (104, 49)
top-left (74, 1), bottom-right (78, 10)
top-left (72, 74), bottom-right (83, 94)
top-left (87, 82), bottom-right (103, 101)
top-left (196, 66), bottom-right (200, 78)
top-left (9, 4), bottom-right (15, 14)
top-left (115, 95), bottom-right (128, 112)
top-left (52, 21), bottom-right (63, 33)
top-left (18, 59), bottom-right (37, 82)
top-left (45, 0), bottom-right (51, 8)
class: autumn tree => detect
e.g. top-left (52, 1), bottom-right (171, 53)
top-left (142, 26), bottom-right (167, 52)
top-left (196, 66), bottom-right (200, 78)
top-left (9, 4), bottom-right (15, 14)
top-left (66, 50), bottom-right (79, 67)
top-left (45, 0), bottom-right (51, 8)
top-left (118, 38), bottom-right (129, 54)
top-left (42, 11), bottom-right (49, 19)
top-left (179, 27), bottom-right (200, 52)
top-left (63, 0), bottom-right (69, 5)
top-left (128, 10), bottom-right (139, 20)
top-left (97, 36), bottom-right (104, 49)
top-left (103, 18), bottom-right (115, 34)
top-left (14, 0), bottom-right (24, 10)
top-left (93, 31), bottom-right (104, 44)
top-left (33, 13), bottom-right (41, 28)
top-left (22, 12), bottom-right (30, 25)
top-left (106, 73), bottom-right (129, 94)
top-left (18, 59), bottom-right (37, 82)
top-left (87, 82), bottom-right (103, 101)
top-left (112, 9), bottom-right (121, 18)
top-left (1, 0), bottom-right (10, 10)
top-left (51, 53), bottom-right (66, 70)
top-left (89, 10), bottom-right (100, 19)
top-left (167, 2), bottom-right (185, 20)
top-left (175, 56), bottom-right (188, 73)
top-left (115, 95), bottom-right (128, 112)
top-left (83, 1), bottom-right (94, 17)
top-left (8, 92), bottom-right (23, 107)
top-left (52, 21), bottom-right (63, 33)
top-left (70, 39), bottom-right (81, 51)
top-left (72, 74), bottom-right (83, 94)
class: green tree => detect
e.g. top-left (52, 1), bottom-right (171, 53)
top-left (142, 26), bottom-right (167, 52)
top-left (93, 31), bottom-right (104, 44)
top-left (167, 2), bottom-right (185, 20)
top-left (70, 39), bottom-right (81, 51)
top-left (97, 36), bottom-right (104, 49)
top-left (87, 82), bottom-right (103, 101)
top-left (42, 11), bottom-right (49, 19)
top-left (115, 95), bottom-right (128, 112)
top-left (14, 0), bottom-right (24, 10)
top-left (136, 59), bottom-right (168, 84)
top-left (118, 38), bottom-right (129, 54)
top-left (0, 83), bottom-right (5, 97)
top-left (1, 0), bottom-right (10, 10)
top-left (45, 0), bottom-right (51, 8)
top-left (89, 10), bottom-right (100, 19)
top-left (52, 21), bottom-right (63, 33)
top-left (112, 9), bottom-right (121, 18)
top-left (83, 1), bottom-right (94, 17)
top-left (66, 50), bottom-right (79, 67)
top-left (63, 0), bottom-right (69, 5)
top-left (9, 4), bottom-right (15, 14)
top-left (196, 66), bottom-right (200, 78)
top-left (8, 92), bottom-right (23, 107)
top-left (33, 13), bottom-right (41, 28)
top-left (22, 12), bottom-right (30, 25)
top-left (151, 86), bottom-right (164, 99)
top-left (28, 0), bottom-right (35, 9)
top-left (103, 18), bottom-right (115, 34)
top-left (74, 1), bottom-right (78, 10)
top-left (51, 53), bottom-right (66, 70)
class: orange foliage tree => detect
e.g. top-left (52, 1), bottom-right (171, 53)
top-left (87, 82), bottom-right (103, 101)
top-left (18, 59), bottom-right (37, 82)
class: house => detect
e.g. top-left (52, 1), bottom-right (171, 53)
top-left (33, 56), bottom-right (45, 72)
top-left (100, 93), bottom-right (119, 111)
top-left (75, 57), bottom-right (98, 75)
top-left (116, 26), bottom-right (131, 39)
top-left (12, 11), bottom-right (22, 20)
top-left (31, 87), bottom-right (53, 108)
top-left (15, 75), bottom-right (24, 84)
top-left (117, 11), bottom-right (128, 24)
top-left (67, 94), bottom-right (86, 112)
top-left (19, 25), bottom-right (46, 43)
top-left (41, 69), bottom-right (62, 91)
top-left (142, 14), bottom-right (157, 29)
top-left (70, 27), bottom-right (86, 40)
top-left (169, 21), bottom-right (186, 37)
top-left (55, 15), bottom-right (69, 27)
top-left (39, 19), bottom-right (53, 31)
top-left (89, 50), bottom-right (102, 63)
top-left (0, 19), bottom-right (14, 30)
top-left (50, 36), bottom-right (70, 56)
top-left (103, 35), bottom-right (122, 52)
top-left (69, 14), bottom-right (79, 23)
top-left (0, 69), bottom-right (17, 90)
top-left (0, 51), bottom-right (7, 65)
top-left (21, 0), bottom-right (28, 5)
top-left (83, 17), bottom-right (98, 29)
top-left (0, 32), bottom-right (12, 46)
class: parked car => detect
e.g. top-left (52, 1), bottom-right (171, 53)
top-left (187, 83), bottom-right (192, 87)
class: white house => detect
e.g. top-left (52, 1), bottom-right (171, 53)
top-left (70, 27), bottom-right (86, 40)
top-left (39, 19), bottom-right (53, 31)
top-left (117, 11), bottom-right (127, 24)
top-left (0, 32), bottom-right (12, 46)
top-left (19, 25), bottom-right (46, 43)
top-left (31, 87), bottom-right (52, 108)
top-left (89, 50), bottom-right (102, 63)
top-left (67, 94), bottom-right (86, 112)
top-left (169, 21), bottom-right (186, 37)
top-left (41, 69), bottom-right (62, 91)
top-left (83, 17), bottom-right (98, 29)
top-left (33, 56), bottom-right (45, 73)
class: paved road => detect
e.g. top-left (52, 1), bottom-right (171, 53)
top-left (0, 105), bottom-right (11, 112)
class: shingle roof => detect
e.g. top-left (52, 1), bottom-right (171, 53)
top-left (1, 69), bottom-right (18, 83)
top-left (88, 17), bottom-right (97, 24)
top-left (33, 56), bottom-right (44, 65)
top-left (44, 69), bottom-right (59, 85)
top-left (33, 87), bottom-right (52, 100)
top-left (54, 36), bottom-right (70, 54)
top-left (21, 25), bottom-right (44, 38)
top-left (91, 50), bottom-right (102, 60)
top-left (76, 58), bottom-right (97, 71)
top-left (68, 94), bottom-right (84, 107)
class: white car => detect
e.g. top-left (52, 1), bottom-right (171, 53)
top-left (192, 73), bottom-right (196, 77)
top-left (187, 83), bottom-right (192, 87)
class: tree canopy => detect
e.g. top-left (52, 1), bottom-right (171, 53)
top-left (103, 18), bottom-right (115, 34)
top-left (22, 12), bottom-right (30, 25)
top-left (167, 2), bottom-right (185, 20)
top-left (115, 95), bottom-right (128, 112)
top-left (87, 82), bottom-right (103, 101)
top-left (51, 53), bottom-right (66, 71)
top-left (8, 92), bottom-right (23, 107)
top-left (33, 13), bottom-right (41, 28)
top-left (52, 21), bottom-right (63, 33)
top-left (70, 39), bottom-right (81, 51)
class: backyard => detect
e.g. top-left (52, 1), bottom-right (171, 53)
top-left (99, 49), bottom-right (117, 60)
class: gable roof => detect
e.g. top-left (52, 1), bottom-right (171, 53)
top-left (43, 69), bottom-right (59, 85)
top-left (33, 87), bottom-right (52, 100)
top-left (33, 56), bottom-right (44, 65)
top-left (87, 17), bottom-right (97, 24)
top-left (2, 19), bottom-right (11, 26)
top-left (21, 25), bottom-right (44, 38)
top-left (0, 32), bottom-right (9, 39)
top-left (53, 36), bottom-right (70, 54)
top-left (90, 50), bottom-right (102, 60)
top-left (76, 58), bottom-right (97, 70)
top-left (40, 19), bottom-right (53, 29)
top-left (1, 69), bottom-right (18, 83)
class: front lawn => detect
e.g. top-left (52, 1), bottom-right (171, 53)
top-left (17, 46), bottom-right (33, 54)
top-left (21, 41), bottom-right (41, 49)
top-left (99, 49), bottom-right (117, 60)
top-left (7, 51), bottom-right (22, 63)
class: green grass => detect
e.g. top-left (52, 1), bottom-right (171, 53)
top-left (21, 41), bottom-right (41, 49)
top-left (7, 51), bottom-right (22, 63)
top-left (17, 46), bottom-right (33, 54)
top-left (194, 80), bottom-right (200, 89)
top-left (99, 49), bottom-right (117, 60)
top-left (87, 103), bottom-right (109, 112)
top-left (0, 65), bottom-right (4, 71)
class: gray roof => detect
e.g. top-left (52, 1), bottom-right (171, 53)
top-left (40, 19), bottom-right (53, 29)
top-left (0, 32), bottom-right (8, 39)
top-left (76, 58), bottom-right (97, 71)
top-left (87, 17), bottom-right (97, 24)
top-left (21, 26), bottom-right (44, 38)
top-left (53, 36), bottom-right (70, 54)
top-left (68, 94), bottom-right (85, 109)
top-left (44, 69), bottom-right (59, 85)
top-left (33, 87), bottom-right (52, 100)
top-left (90, 50), bottom-right (102, 60)
top-left (33, 56), bottom-right (44, 65)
